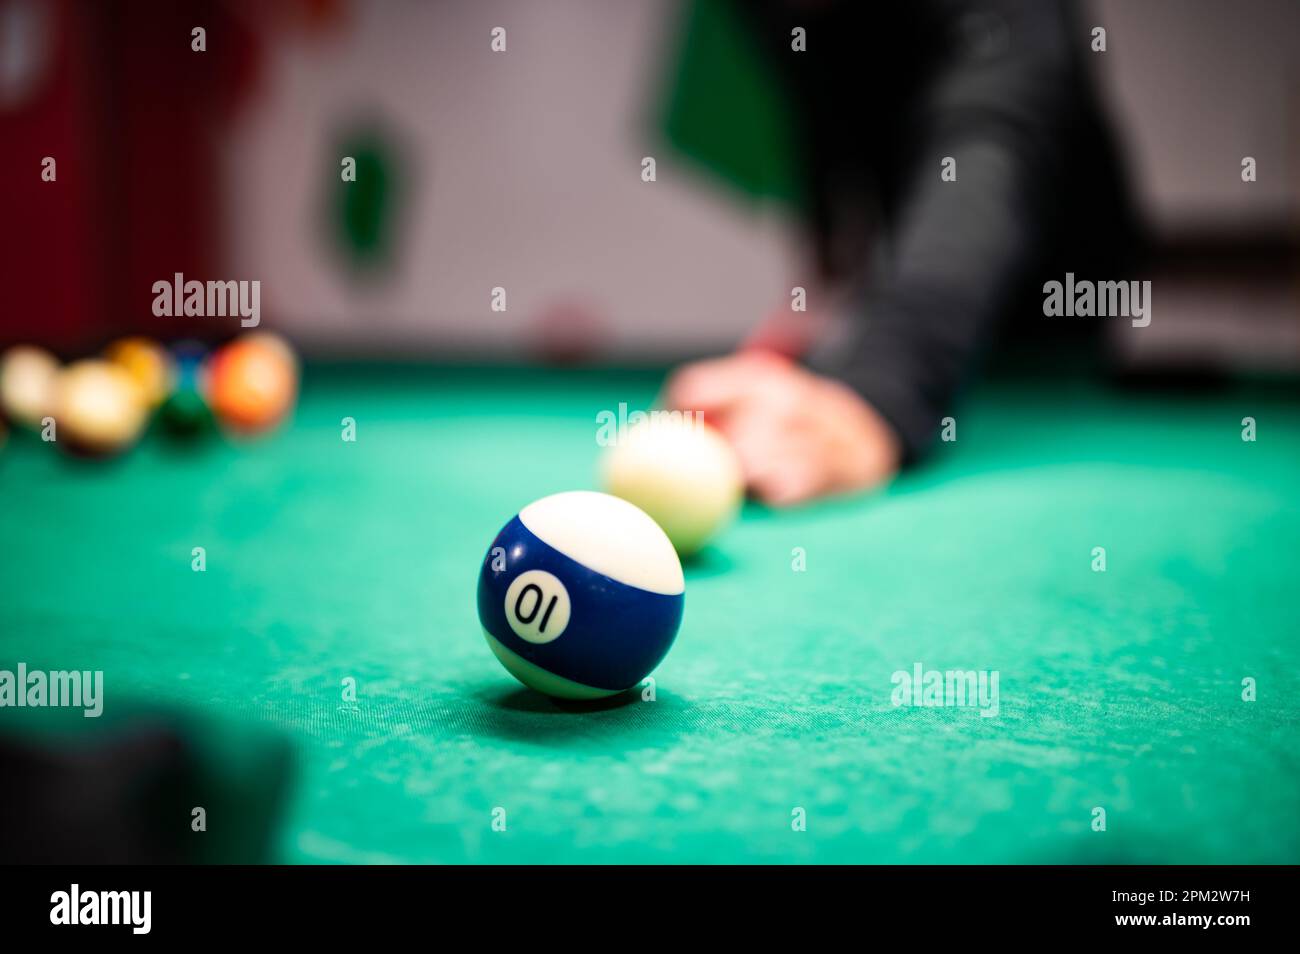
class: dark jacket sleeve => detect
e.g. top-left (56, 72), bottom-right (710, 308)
top-left (759, 0), bottom-right (1129, 461)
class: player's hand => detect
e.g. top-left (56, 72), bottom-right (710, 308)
top-left (662, 351), bottom-right (903, 507)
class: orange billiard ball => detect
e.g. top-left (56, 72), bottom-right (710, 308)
top-left (207, 334), bottom-right (298, 435)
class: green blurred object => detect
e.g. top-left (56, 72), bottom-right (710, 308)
top-left (160, 341), bottom-right (215, 438)
top-left (333, 130), bottom-right (401, 271)
top-left (660, 0), bottom-right (803, 205)
top-left (160, 386), bottom-right (215, 437)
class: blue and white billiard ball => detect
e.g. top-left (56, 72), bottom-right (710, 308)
top-left (477, 491), bottom-right (685, 699)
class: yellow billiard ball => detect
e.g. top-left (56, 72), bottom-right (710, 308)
top-left (105, 337), bottom-right (176, 409)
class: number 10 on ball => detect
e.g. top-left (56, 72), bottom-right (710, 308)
top-left (477, 491), bottom-right (685, 699)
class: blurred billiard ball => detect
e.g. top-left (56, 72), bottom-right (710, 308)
top-left (0, 345), bottom-right (60, 430)
top-left (601, 417), bottom-right (743, 557)
top-left (207, 333), bottom-right (298, 436)
top-left (53, 360), bottom-right (148, 456)
top-left (159, 341), bottom-right (215, 438)
top-left (105, 337), bottom-right (175, 410)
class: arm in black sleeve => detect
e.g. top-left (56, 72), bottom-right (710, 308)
top-left (785, 0), bottom-right (1108, 461)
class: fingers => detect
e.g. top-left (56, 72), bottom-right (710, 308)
top-left (751, 459), bottom-right (826, 507)
top-left (723, 406), bottom-right (828, 507)
top-left (661, 351), bottom-right (902, 507)
top-left (661, 351), bottom-right (791, 416)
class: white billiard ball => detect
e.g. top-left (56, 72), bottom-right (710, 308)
top-left (601, 416), bottom-right (743, 557)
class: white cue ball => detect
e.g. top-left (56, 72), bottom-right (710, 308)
top-left (601, 416), bottom-right (743, 557)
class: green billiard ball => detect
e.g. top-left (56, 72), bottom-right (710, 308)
top-left (159, 342), bottom-right (214, 438)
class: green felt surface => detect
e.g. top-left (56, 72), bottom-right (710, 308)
top-left (2, 366), bottom-right (1298, 863)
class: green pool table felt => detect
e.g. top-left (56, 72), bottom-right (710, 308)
top-left (2, 365), bottom-right (1297, 863)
